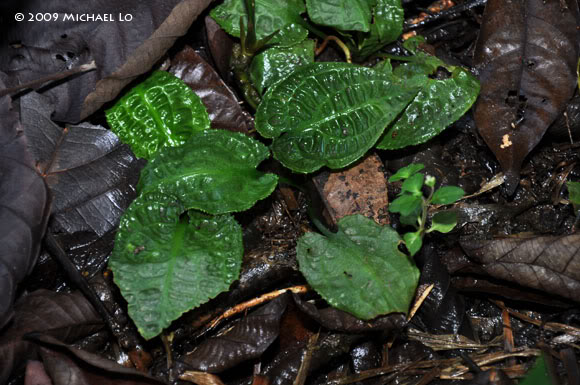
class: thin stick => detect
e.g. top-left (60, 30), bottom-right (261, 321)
top-left (204, 285), bottom-right (309, 331)
top-left (408, 283), bottom-right (435, 321)
top-left (0, 61), bottom-right (97, 97)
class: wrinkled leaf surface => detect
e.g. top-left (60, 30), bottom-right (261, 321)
top-left (250, 39), bottom-right (315, 95)
top-left (256, 62), bottom-right (422, 173)
top-left (21, 92), bottom-right (141, 275)
top-left (106, 70), bottom-right (210, 159)
top-left (0, 0), bottom-right (213, 122)
top-left (355, 0), bottom-right (404, 59)
top-left (169, 46), bottom-right (253, 133)
top-left (0, 88), bottom-right (49, 329)
top-left (138, 130), bottom-right (278, 214)
top-left (377, 66), bottom-right (479, 149)
top-left (110, 193), bottom-right (243, 339)
top-left (297, 215), bottom-right (420, 319)
top-left (210, 0), bottom-right (307, 46)
top-left (461, 234), bottom-right (580, 301)
top-left (473, 0), bottom-right (579, 193)
top-left (31, 334), bottom-right (165, 385)
top-left (180, 294), bottom-right (288, 373)
top-left (306, 0), bottom-right (371, 32)
top-left (0, 290), bottom-right (101, 384)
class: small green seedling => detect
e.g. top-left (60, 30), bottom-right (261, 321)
top-left (388, 163), bottom-right (464, 256)
top-left (567, 181), bottom-right (580, 215)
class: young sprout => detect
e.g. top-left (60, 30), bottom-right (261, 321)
top-left (388, 163), bottom-right (464, 256)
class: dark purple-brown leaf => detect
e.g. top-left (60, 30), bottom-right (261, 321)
top-left (473, 0), bottom-right (579, 194)
top-left (0, 290), bottom-right (102, 384)
top-left (179, 294), bottom-right (288, 373)
top-left (21, 92), bottom-right (141, 275)
top-left (0, 0), bottom-right (213, 122)
top-left (292, 294), bottom-right (406, 333)
top-left (169, 45), bottom-right (253, 134)
top-left (29, 334), bottom-right (165, 385)
top-left (0, 82), bottom-right (50, 329)
top-left (461, 234), bottom-right (580, 301)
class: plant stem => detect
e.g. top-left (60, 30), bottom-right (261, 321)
top-left (315, 36), bottom-right (352, 63)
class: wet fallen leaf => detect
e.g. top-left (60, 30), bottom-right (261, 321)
top-left (292, 293), bottom-right (406, 333)
top-left (461, 234), bottom-right (580, 301)
top-left (412, 244), bottom-right (473, 336)
top-left (20, 92), bottom-right (142, 275)
top-left (179, 294), bottom-right (288, 373)
top-left (473, 0), bottom-right (579, 194)
top-left (0, 83), bottom-right (50, 329)
top-left (0, 0), bottom-right (214, 122)
top-left (29, 334), bottom-right (165, 385)
top-left (0, 290), bottom-right (102, 384)
top-left (169, 46), bottom-right (253, 134)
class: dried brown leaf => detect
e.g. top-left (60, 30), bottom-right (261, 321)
top-left (461, 234), bottom-right (580, 301)
top-left (473, 0), bottom-right (579, 193)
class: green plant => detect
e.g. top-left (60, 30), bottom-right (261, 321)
top-left (105, 3), bottom-right (480, 340)
top-left (567, 180), bottom-right (580, 215)
top-left (388, 163), bottom-right (464, 256)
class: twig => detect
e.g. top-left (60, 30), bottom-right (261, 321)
top-left (197, 285), bottom-right (309, 337)
top-left (0, 61), bottom-right (97, 97)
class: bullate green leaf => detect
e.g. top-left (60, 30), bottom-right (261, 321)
top-left (255, 62), bottom-right (424, 173)
top-left (377, 67), bottom-right (480, 150)
top-left (250, 39), bottom-right (315, 95)
top-left (138, 130), bottom-right (278, 214)
top-left (306, 0), bottom-right (372, 32)
top-left (297, 215), bottom-right (420, 319)
top-left (210, 0), bottom-right (307, 47)
top-left (355, 0), bottom-right (404, 59)
top-left (109, 193), bottom-right (243, 339)
top-left (106, 71), bottom-right (210, 160)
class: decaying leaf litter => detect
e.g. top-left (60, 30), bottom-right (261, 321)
top-left (0, 0), bottom-right (580, 384)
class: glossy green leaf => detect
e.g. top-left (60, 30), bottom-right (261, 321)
top-left (377, 66), bottom-right (480, 149)
top-left (428, 211), bottom-right (458, 234)
top-left (389, 194), bottom-right (422, 216)
top-left (403, 230), bottom-right (422, 256)
top-left (306, 0), bottom-right (372, 32)
top-left (138, 130), bottom-right (278, 214)
top-left (388, 163), bottom-right (424, 181)
top-left (250, 39), bottom-right (315, 94)
top-left (519, 356), bottom-right (552, 385)
top-left (400, 211), bottom-right (420, 227)
top-left (297, 215), bottom-right (420, 319)
top-left (109, 193), bottom-right (243, 339)
top-left (355, 0), bottom-right (404, 59)
top-left (255, 62), bottom-right (424, 173)
top-left (567, 181), bottom-right (580, 211)
top-left (400, 173), bottom-right (424, 195)
top-left (210, 0), bottom-right (307, 46)
top-left (106, 71), bottom-right (210, 160)
top-left (431, 186), bottom-right (464, 205)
